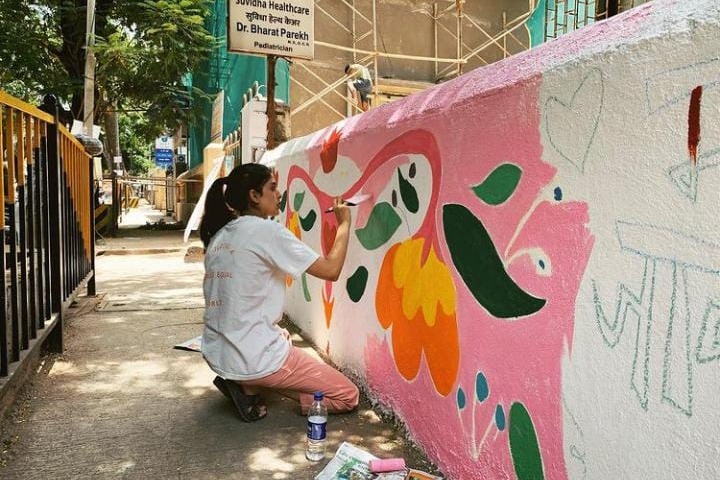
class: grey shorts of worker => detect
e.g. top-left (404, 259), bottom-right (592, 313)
top-left (352, 79), bottom-right (372, 102)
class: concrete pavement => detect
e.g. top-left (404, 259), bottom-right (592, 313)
top-left (0, 208), bottom-right (438, 479)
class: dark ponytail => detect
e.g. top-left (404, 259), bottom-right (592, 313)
top-left (199, 177), bottom-right (232, 248)
top-left (199, 163), bottom-right (272, 247)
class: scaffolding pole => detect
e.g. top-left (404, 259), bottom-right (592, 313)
top-left (293, 0), bottom-right (536, 121)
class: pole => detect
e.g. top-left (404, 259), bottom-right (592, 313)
top-left (456, 0), bottom-right (463, 77)
top-left (266, 55), bottom-right (277, 151)
top-left (433, 3), bottom-right (438, 81)
top-left (372, 0), bottom-right (378, 105)
top-left (83, 0), bottom-right (96, 135)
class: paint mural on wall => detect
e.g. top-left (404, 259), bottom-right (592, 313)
top-left (263, 1), bottom-right (720, 478)
top-left (271, 77), bottom-right (594, 478)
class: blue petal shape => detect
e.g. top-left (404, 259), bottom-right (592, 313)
top-left (495, 404), bottom-right (506, 431)
top-left (475, 372), bottom-right (489, 402)
top-left (457, 388), bottom-right (466, 410)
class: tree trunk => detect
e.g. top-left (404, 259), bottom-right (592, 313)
top-left (102, 106), bottom-right (121, 172)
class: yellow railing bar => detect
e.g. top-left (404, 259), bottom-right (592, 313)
top-left (0, 91), bottom-right (54, 124)
top-left (26, 113), bottom-right (34, 166)
top-left (58, 123), bottom-right (88, 153)
top-left (17, 113), bottom-right (26, 186)
top-left (33, 117), bottom-right (41, 149)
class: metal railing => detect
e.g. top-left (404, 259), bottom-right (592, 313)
top-left (0, 91), bottom-right (95, 378)
top-left (545, 0), bottom-right (652, 40)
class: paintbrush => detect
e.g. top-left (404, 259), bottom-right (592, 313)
top-left (324, 193), bottom-right (372, 213)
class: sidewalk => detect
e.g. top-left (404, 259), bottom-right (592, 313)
top-left (0, 207), bottom-right (438, 479)
top-left (97, 202), bottom-right (203, 255)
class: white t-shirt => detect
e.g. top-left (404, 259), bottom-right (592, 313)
top-left (201, 216), bottom-right (320, 380)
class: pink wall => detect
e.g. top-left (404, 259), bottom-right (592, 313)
top-left (264, 1), bottom-right (720, 478)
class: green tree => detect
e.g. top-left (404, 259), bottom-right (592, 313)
top-left (0, 0), bottom-right (213, 167)
top-left (118, 111), bottom-right (154, 175)
top-left (0, 1), bottom-right (72, 101)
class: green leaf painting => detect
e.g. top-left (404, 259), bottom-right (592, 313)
top-left (293, 191), bottom-right (305, 212)
top-left (346, 266), bottom-right (369, 302)
top-left (472, 164), bottom-right (522, 205)
top-left (301, 273), bottom-right (311, 302)
top-left (355, 202), bottom-right (402, 250)
top-left (398, 168), bottom-right (419, 213)
top-left (279, 191), bottom-right (287, 212)
top-left (509, 402), bottom-right (545, 480)
top-left (300, 210), bottom-right (317, 231)
top-left (442, 204), bottom-right (546, 318)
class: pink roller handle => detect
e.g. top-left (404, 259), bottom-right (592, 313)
top-left (369, 458), bottom-right (406, 473)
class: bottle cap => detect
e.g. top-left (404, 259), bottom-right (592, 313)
top-left (314, 391), bottom-right (324, 401)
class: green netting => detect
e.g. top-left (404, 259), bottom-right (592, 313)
top-left (526, 0), bottom-right (547, 47)
top-left (188, 0), bottom-right (290, 169)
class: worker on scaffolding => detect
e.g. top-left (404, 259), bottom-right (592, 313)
top-left (345, 63), bottom-right (372, 112)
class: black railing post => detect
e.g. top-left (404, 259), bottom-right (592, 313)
top-left (8, 180), bottom-right (20, 362)
top-left (27, 141), bottom-right (38, 340)
top-left (0, 107), bottom-right (6, 375)
top-left (32, 133), bottom-right (44, 330)
top-left (0, 211), bottom-right (6, 375)
top-left (39, 130), bottom-right (51, 327)
top-left (18, 172), bottom-right (30, 350)
top-left (114, 173), bottom-right (119, 233)
top-left (88, 158), bottom-right (96, 296)
top-left (63, 171), bottom-right (71, 299)
top-left (46, 116), bottom-right (64, 353)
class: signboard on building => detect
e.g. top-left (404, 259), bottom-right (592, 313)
top-left (228, 0), bottom-right (314, 60)
top-left (155, 135), bottom-right (174, 168)
top-left (155, 150), bottom-right (173, 168)
top-left (155, 135), bottom-right (174, 151)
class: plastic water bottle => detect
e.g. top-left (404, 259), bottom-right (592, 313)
top-left (306, 391), bottom-right (328, 461)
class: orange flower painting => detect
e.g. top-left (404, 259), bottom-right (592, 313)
top-left (376, 237), bottom-right (459, 397)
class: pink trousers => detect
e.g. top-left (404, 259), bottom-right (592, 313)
top-left (239, 346), bottom-right (359, 414)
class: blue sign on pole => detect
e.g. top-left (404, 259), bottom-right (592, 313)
top-left (155, 148), bottom-right (173, 168)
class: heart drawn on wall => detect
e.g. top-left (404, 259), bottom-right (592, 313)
top-left (544, 68), bottom-right (605, 173)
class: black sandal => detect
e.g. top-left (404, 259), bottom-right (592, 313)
top-left (224, 379), bottom-right (268, 422)
top-left (213, 376), bottom-right (231, 399)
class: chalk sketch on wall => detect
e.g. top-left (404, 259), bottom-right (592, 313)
top-left (544, 68), bottom-right (605, 173)
top-left (668, 148), bottom-right (720, 203)
top-left (592, 221), bottom-right (720, 417)
top-left (644, 58), bottom-right (720, 115)
top-left (696, 300), bottom-right (720, 364)
top-left (667, 83), bottom-right (715, 203)
top-left (563, 397), bottom-right (588, 479)
top-left (645, 60), bottom-right (720, 203)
